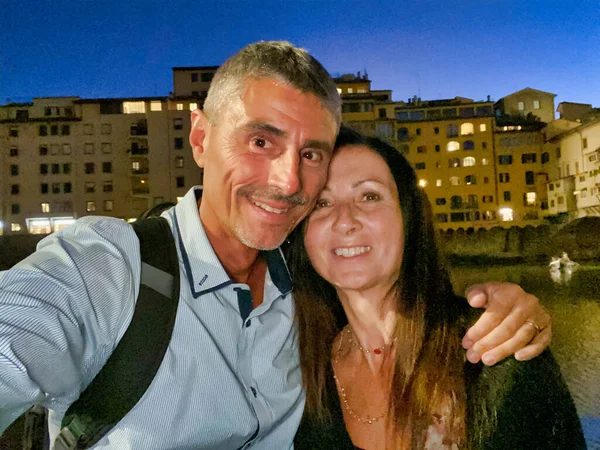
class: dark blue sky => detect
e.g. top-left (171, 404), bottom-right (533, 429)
top-left (2, 0), bottom-right (599, 111)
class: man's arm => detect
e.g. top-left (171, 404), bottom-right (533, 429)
top-left (0, 217), bottom-right (140, 433)
top-left (462, 282), bottom-right (551, 366)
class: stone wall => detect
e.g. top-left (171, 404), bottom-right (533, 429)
top-left (440, 218), bottom-right (600, 262)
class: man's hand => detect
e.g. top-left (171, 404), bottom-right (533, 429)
top-left (462, 282), bottom-right (552, 366)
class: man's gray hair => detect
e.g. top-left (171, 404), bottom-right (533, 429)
top-left (203, 41), bottom-right (341, 128)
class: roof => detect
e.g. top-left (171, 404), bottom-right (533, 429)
top-left (500, 87), bottom-right (557, 99)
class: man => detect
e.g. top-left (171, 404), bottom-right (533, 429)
top-left (0, 41), bottom-right (550, 448)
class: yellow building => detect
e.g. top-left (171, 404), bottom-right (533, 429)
top-left (0, 96), bottom-right (204, 235)
top-left (494, 87), bottom-right (556, 124)
top-left (493, 128), bottom-right (546, 225)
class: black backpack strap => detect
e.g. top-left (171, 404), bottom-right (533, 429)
top-left (55, 217), bottom-right (180, 449)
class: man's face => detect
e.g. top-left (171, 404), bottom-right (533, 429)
top-left (191, 77), bottom-right (338, 251)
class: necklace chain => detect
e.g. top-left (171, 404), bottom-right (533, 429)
top-left (345, 325), bottom-right (396, 355)
top-left (332, 327), bottom-right (391, 424)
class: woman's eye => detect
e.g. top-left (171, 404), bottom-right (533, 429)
top-left (363, 192), bottom-right (380, 201)
top-left (314, 199), bottom-right (329, 209)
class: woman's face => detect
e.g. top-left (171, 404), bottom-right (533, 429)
top-left (304, 144), bottom-right (405, 295)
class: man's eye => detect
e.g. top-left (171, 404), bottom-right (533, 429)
top-left (253, 138), bottom-right (267, 148)
top-left (302, 150), bottom-right (323, 162)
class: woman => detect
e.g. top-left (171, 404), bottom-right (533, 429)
top-left (290, 127), bottom-right (585, 449)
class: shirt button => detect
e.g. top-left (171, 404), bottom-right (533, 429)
top-left (251, 387), bottom-right (257, 397)
top-left (245, 319), bottom-right (251, 327)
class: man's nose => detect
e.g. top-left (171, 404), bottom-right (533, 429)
top-left (268, 150), bottom-right (301, 195)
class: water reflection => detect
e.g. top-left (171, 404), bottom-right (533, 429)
top-left (450, 264), bottom-right (600, 417)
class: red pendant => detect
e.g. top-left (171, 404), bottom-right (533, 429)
top-left (374, 349), bottom-right (382, 355)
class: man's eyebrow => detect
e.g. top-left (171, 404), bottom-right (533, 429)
top-left (244, 121), bottom-right (286, 137)
top-left (302, 139), bottom-right (334, 154)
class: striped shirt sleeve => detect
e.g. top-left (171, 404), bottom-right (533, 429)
top-left (0, 217), bottom-right (141, 433)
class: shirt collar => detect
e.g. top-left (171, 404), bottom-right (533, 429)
top-left (169, 186), bottom-right (292, 298)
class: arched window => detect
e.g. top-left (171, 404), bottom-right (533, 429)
top-left (397, 127), bottom-right (409, 141)
top-left (460, 123), bottom-right (474, 135)
top-left (448, 158), bottom-right (461, 168)
top-left (450, 176), bottom-right (460, 186)
top-left (447, 124), bottom-right (458, 137)
top-left (463, 157), bottom-right (476, 167)
top-left (466, 195), bottom-right (478, 208)
top-left (541, 152), bottom-right (550, 164)
top-left (450, 195), bottom-right (463, 209)
top-left (447, 141), bottom-right (460, 152)
top-left (465, 175), bottom-right (477, 185)
top-left (463, 140), bottom-right (475, 150)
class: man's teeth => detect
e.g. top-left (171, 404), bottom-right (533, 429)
top-left (253, 201), bottom-right (288, 214)
top-left (334, 246), bottom-right (371, 257)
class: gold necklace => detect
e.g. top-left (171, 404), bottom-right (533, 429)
top-left (345, 325), bottom-right (397, 355)
top-left (332, 329), bottom-right (387, 425)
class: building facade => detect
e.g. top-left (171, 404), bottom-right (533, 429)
top-left (1, 67), bottom-right (597, 235)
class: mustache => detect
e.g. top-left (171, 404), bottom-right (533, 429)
top-left (240, 187), bottom-right (307, 206)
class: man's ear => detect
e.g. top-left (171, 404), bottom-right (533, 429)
top-left (190, 109), bottom-right (209, 168)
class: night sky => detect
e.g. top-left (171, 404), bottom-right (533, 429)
top-left (2, 0), bottom-right (599, 113)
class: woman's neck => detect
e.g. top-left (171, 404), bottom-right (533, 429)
top-left (336, 286), bottom-right (398, 351)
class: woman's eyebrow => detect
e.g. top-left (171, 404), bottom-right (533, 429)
top-left (351, 178), bottom-right (385, 189)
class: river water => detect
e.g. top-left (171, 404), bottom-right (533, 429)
top-left (451, 263), bottom-right (600, 446)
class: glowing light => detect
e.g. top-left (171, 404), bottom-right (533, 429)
top-left (499, 208), bottom-right (514, 221)
top-left (418, 179), bottom-right (427, 188)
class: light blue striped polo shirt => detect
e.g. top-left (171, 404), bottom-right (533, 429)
top-left (0, 186), bottom-right (304, 449)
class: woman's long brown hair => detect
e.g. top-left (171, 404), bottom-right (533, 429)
top-left (286, 126), bottom-right (469, 448)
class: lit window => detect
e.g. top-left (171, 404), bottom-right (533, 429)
top-left (11, 223), bottom-right (21, 232)
top-left (150, 101), bottom-right (162, 111)
top-left (28, 219), bottom-right (51, 235)
top-left (357, 88), bottom-right (367, 93)
top-left (337, 88), bottom-right (342, 94)
top-left (52, 218), bottom-right (75, 232)
top-left (447, 141), bottom-right (460, 152)
top-left (176, 103), bottom-right (184, 111)
top-left (448, 158), bottom-right (461, 168)
top-left (104, 200), bottom-right (114, 211)
top-left (518, 102), bottom-right (525, 111)
top-left (525, 192), bottom-right (536, 206)
top-left (479, 124), bottom-right (487, 132)
top-left (463, 157), bottom-right (476, 167)
top-left (123, 101), bottom-right (146, 114)
top-left (41, 203), bottom-right (50, 213)
top-left (499, 208), bottom-right (513, 221)
top-left (347, 88), bottom-right (353, 94)
top-left (132, 161), bottom-right (141, 171)
top-left (482, 158), bottom-right (489, 166)
top-left (175, 156), bottom-right (184, 168)
top-left (460, 123), bottom-right (474, 135)
top-left (450, 176), bottom-right (460, 186)
top-left (465, 175), bottom-right (477, 185)
top-left (436, 179), bottom-right (442, 187)
top-left (418, 179), bottom-right (427, 188)
top-left (190, 102), bottom-right (198, 111)
top-left (533, 100), bottom-right (540, 109)
top-left (86, 201), bottom-right (96, 212)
